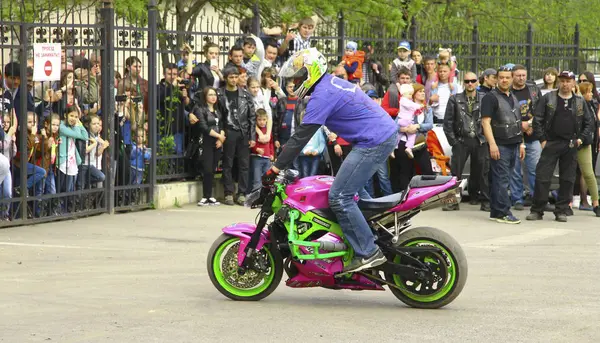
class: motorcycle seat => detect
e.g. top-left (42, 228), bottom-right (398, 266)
top-left (409, 175), bottom-right (453, 189)
top-left (358, 191), bottom-right (405, 212)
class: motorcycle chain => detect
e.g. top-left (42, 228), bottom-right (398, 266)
top-left (357, 271), bottom-right (405, 291)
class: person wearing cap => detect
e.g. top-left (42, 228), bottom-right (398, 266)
top-left (340, 41), bottom-right (364, 84)
top-left (390, 40), bottom-right (417, 83)
top-left (478, 68), bottom-right (497, 95)
top-left (481, 65), bottom-right (526, 224)
top-left (526, 71), bottom-right (594, 222)
top-left (509, 64), bottom-right (542, 211)
top-left (362, 42), bottom-right (387, 98)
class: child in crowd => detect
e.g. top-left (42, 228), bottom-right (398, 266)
top-left (242, 37), bottom-right (261, 78)
top-left (78, 114), bottom-right (107, 189)
top-left (58, 108), bottom-right (89, 192)
top-left (395, 84), bottom-right (424, 159)
top-left (342, 41), bottom-right (365, 84)
top-left (390, 40), bottom-right (417, 83)
top-left (0, 109), bottom-right (17, 219)
top-left (247, 77), bottom-right (273, 145)
top-left (274, 80), bottom-right (298, 152)
top-left (130, 127), bottom-right (151, 185)
top-left (41, 114), bottom-right (60, 215)
top-left (250, 109), bottom-right (274, 191)
top-left (431, 47), bottom-right (457, 91)
top-left (298, 125), bottom-right (326, 178)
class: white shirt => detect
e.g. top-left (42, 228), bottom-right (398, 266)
top-left (433, 83), bottom-right (452, 120)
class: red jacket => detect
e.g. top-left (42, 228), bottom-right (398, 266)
top-left (381, 89), bottom-right (401, 118)
top-left (252, 126), bottom-right (274, 159)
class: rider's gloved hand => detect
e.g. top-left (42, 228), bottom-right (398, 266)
top-left (262, 168), bottom-right (277, 186)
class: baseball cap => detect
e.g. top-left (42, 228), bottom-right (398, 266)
top-left (365, 89), bottom-right (378, 98)
top-left (397, 41), bottom-right (411, 51)
top-left (558, 70), bottom-right (575, 79)
top-left (482, 68), bottom-right (496, 77)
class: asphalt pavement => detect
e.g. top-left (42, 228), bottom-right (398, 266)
top-left (1, 204), bottom-right (599, 342)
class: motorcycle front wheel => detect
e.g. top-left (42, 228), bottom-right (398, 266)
top-left (207, 234), bottom-right (283, 301)
top-left (384, 226), bottom-right (468, 309)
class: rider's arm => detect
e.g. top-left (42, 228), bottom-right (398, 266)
top-left (272, 123), bottom-right (321, 171)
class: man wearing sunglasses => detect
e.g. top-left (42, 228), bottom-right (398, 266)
top-left (509, 65), bottom-right (542, 211)
top-left (527, 71), bottom-right (594, 222)
top-left (481, 66), bottom-right (525, 224)
top-left (443, 72), bottom-right (490, 212)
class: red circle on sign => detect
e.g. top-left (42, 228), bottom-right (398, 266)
top-left (44, 60), bottom-right (52, 77)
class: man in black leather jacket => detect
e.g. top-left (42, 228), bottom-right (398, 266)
top-left (526, 71), bottom-right (594, 222)
top-left (217, 66), bottom-right (256, 206)
top-left (443, 72), bottom-right (490, 211)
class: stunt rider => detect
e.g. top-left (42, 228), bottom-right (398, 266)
top-left (262, 48), bottom-right (399, 275)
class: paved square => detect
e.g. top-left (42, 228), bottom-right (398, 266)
top-left (1, 205), bottom-right (599, 342)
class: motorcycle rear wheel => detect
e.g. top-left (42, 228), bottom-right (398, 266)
top-left (207, 234), bottom-right (283, 301)
top-left (384, 226), bottom-right (468, 309)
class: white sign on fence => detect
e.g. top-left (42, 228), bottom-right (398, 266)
top-left (33, 43), bottom-right (62, 82)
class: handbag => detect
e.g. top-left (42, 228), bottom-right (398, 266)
top-left (185, 136), bottom-right (203, 160)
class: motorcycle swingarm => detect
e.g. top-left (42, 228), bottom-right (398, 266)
top-left (378, 245), bottom-right (444, 271)
top-left (371, 261), bottom-right (429, 278)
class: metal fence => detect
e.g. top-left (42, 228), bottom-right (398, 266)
top-left (0, 1), bottom-right (595, 228)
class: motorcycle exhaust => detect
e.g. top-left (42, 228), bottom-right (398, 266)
top-left (419, 186), bottom-right (462, 211)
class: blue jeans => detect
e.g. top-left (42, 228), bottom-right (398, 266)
top-left (130, 168), bottom-right (144, 185)
top-left (490, 144), bottom-right (518, 218)
top-left (298, 155), bottom-right (321, 178)
top-left (13, 163), bottom-right (45, 196)
top-left (329, 132), bottom-right (398, 258)
top-left (365, 161), bottom-right (393, 197)
top-left (510, 140), bottom-right (541, 204)
top-left (1, 171), bottom-right (12, 216)
top-left (174, 132), bottom-right (184, 155)
top-left (58, 171), bottom-right (76, 193)
top-left (76, 165), bottom-right (106, 190)
top-left (250, 156), bottom-right (271, 192)
top-left (44, 171), bottom-right (56, 194)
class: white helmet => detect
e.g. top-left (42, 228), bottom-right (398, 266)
top-left (278, 48), bottom-right (328, 99)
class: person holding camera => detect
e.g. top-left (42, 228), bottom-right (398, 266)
top-left (157, 63), bottom-right (191, 155)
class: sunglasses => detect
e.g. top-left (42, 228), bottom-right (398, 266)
top-left (436, 60), bottom-right (450, 66)
top-left (578, 79), bottom-right (589, 84)
top-left (464, 79), bottom-right (477, 84)
top-left (498, 66), bottom-right (513, 72)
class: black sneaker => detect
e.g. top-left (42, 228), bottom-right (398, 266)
top-left (526, 212), bottom-right (543, 221)
top-left (566, 207), bottom-right (574, 216)
top-left (197, 198), bottom-right (209, 206)
top-left (495, 214), bottom-right (521, 224)
top-left (337, 249), bottom-right (387, 276)
top-left (480, 202), bottom-right (491, 212)
top-left (555, 214), bottom-right (568, 222)
top-left (594, 206), bottom-right (600, 217)
top-left (513, 203), bottom-right (525, 211)
top-left (208, 197), bottom-right (220, 206)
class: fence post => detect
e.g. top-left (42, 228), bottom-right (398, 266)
top-left (337, 11), bottom-right (345, 59)
top-left (526, 23), bottom-right (533, 78)
top-left (147, 0), bottom-right (158, 203)
top-left (471, 21), bottom-right (479, 75)
top-left (101, 0), bottom-right (115, 214)
top-left (252, 2), bottom-right (260, 36)
top-left (410, 17), bottom-right (417, 50)
top-left (18, 23), bottom-right (29, 220)
top-left (574, 23), bottom-right (580, 74)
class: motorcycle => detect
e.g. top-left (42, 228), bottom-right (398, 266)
top-left (207, 170), bottom-right (468, 309)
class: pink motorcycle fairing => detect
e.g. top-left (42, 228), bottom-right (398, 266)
top-left (390, 178), bottom-right (458, 212)
top-left (222, 223), bottom-right (270, 266)
top-left (283, 176), bottom-right (335, 213)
